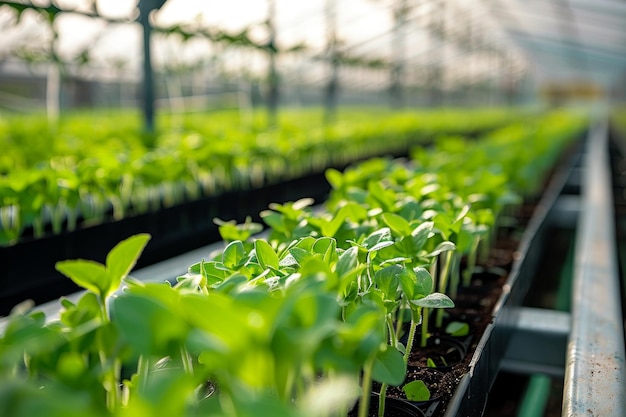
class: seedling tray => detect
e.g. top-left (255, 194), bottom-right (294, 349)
top-left (0, 170), bottom-right (333, 315)
top-left (441, 138), bottom-right (583, 417)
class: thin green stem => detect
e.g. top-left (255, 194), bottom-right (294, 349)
top-left (378, 383), bottom-right (388, 417)
top-left (394, 316), bottom-right (404, 346)
top-left (421, 308), bottom-right (430, 348)
top-left (463, 235), bottom-right (481, 287)
top-left (436, 251), bottom-right (453, 328)
top-left (358, 357), bottom-right (375, 417)
top-left (449, 253), bottom-right (461, 300)
top-left (403, 317), bottom-right (418, 365)
top-left (386, 315), bottom-right (398, 348)
top-left (100, 351), bottom-right (121, 413)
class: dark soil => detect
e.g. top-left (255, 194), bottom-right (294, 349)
top-left (406, 336), bottom-right (466, 369)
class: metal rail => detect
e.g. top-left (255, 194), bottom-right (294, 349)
top-left (563, 120), bottom-right (626, 416)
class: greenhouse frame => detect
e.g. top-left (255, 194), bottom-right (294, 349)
top-left (0, 1), bottom-right (625, 416)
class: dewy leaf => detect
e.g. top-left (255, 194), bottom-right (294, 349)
top-left (410, 292), bottom-right (455, 309)
top-left (105, 233), bottom-right (151, 295)
top-left (403, 380), bottom-right (431, 401)
top-left (254, 239), bottom-right (279, 270)
top-left (56, 259), bottom-right (109, 296)
top-left (222, 240), bottom-right (245, 269)
top-left (372, 346), bottom-right (406, 386)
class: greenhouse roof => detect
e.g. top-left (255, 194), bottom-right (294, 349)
top-left (489, 0), bottom-right (626, 87)
top-left (0, 0), bottom-right (624, 93)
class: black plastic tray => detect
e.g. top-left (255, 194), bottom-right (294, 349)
top-left (441, 138), bottom-right (583, 417)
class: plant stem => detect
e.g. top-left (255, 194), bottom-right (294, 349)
top-left (358, 357), bottom-right (375, 417)
top-left (449, 253), bottom-right (461, 300)
top-left (378, 383), bottom-right (388, 417)
top-left (386, 315), bottom-right (398, 349)
top-left (100, 351), bottom-right (121, 412)
top-left (463, 235), bottom-right (480, 287)
top-left (435, 251), bottom-right (453, 328)
top-left (403, 317), bottom-right (418, 365)
top-left (421, 308), bottom-right (430, 348)
top-left (394, 316), bottom-right (404, 346)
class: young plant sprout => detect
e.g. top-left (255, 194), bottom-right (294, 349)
top-left (403, 379), bottom-right (431, 402)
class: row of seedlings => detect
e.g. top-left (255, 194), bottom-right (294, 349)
top-left (0, 110), bottom-right (586, 417)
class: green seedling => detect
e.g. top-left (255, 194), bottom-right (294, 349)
top-left (403, 380), bottom-right (431, 402)
top-left (446, 321), bottom-right (470, 337)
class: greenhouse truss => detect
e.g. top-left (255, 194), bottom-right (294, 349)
top-left (0, 1), bottom-right (625, 417)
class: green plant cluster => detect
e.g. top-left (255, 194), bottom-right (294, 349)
top-left (0, 109), bottom-right (586, 417)
top-left (0, 108), bottom-right (517, 246)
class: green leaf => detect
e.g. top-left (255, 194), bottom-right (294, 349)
top-left (403, 380), bottom-right (430, 401)
top-left (335, 246), bottom-right (358, 278)
top-left (411, 221), bottom-right (434, 252)
top-left (320, 214), bottom-right (345, 237)
top-left (260, 211), bottom-right (285, 232)
top-left (57, 351), bottom-right (87, 381)
top-left (56, 259), bottom-right (108, 296)
top-left (196, 261), bottom-right (227, 285)
top-left (105, 233), bottom-right (151, 295)
top-left (382, 212), bottom-right (412, 236)
top-left (372, 346), bottom-right (406, 386)
top-left (455, 204), bottom-right (471, 223)
top-left (312, 237), bottom-right (335, 256)
top-left (305, 237), bottom-right (337, 264)
top-left (340, 201), bottom-right (368, 222)
top-left (411, 292), bottom-right (455, 309)
top-left (433, 213), bottom-right (453, 240)
top-left (111, 292), bottom-right (186, 355)
top-left (374, 265), bottom-right (403, 299)
top-left (368, 181), bottom-right (394, 211)
top-left (445, 321), bottom-right (470, 337)
top-left (325, 168), bottom-right (343, 189)
top-left (369, 240), bottom-right (395, 252)
top-left (289, 247), bottom-right (313, 265)
top-left (413, 267), bottom-right (433, 296)
top-left (223, 240), bottom-right (245, 269)
top-left (426, 241), bottom-right (456, 258)
top-left (254, 239), bottom-right (279, 270)
top-left (1, 314), bottom-right (67, 364)
top-left (363, 227), bottom-right (392, 250)
top-left (278, 253), bottom-right (299, 268)
top-left (294, 236), bottom-right (316, 251)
